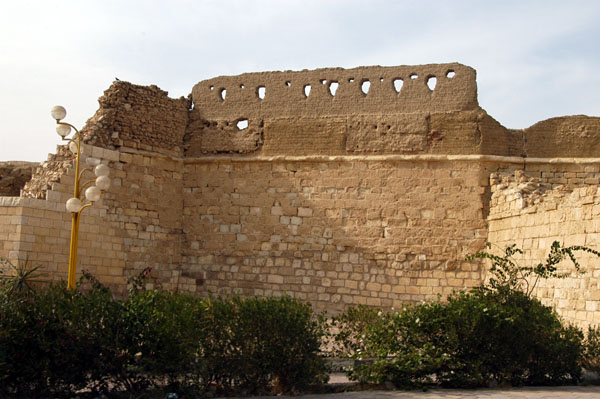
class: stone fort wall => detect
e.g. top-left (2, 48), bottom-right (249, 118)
top-left (1, 63), bottom-right (600, 324)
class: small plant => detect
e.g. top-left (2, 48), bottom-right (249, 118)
top-left (467, 241), bottom-right (600, 297)
top-left (0, 257), bottom-right (44, 297)
top-left (126, 266), bottom-right (157, 294)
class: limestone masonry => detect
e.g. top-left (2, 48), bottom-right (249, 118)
top-left (2, 63), bottom-right (600, 327)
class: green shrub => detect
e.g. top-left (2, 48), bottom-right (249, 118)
top-left (332, 241), bottom-right (596, 389)
top-left (333, 290), bottom-right (583, 388)
top-left (197, 296), bottom-right (329, 395)
top-left (0, 281), bottom-right (116, 397)
top-left (0, 268), bottom-right (328, 397)
top-left (582, 326), bottom-right (600, 374)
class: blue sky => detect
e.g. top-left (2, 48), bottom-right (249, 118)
top-left (1, 0), bottom-right (599, 161)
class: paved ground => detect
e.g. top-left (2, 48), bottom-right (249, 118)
top-left (260, 386), bottom-right (600, 399)
top-left (240, 374), bottom-right (600, 399)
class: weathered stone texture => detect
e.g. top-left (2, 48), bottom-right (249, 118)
top-left (2, 63), bottom-right (600, 327)
top-left (184, 113), bottom-right (264, 155)
top-left (187, 64), bottom-right (490, 156)
top-left (488, 166), bottom-right (600, 329)
top-left (263, 118), bottom-right (347, 155)
top-left (346, 113), bottom-right (429, 153)
top-left (21, 146), bottom-right (73, 199)
top-left (182, 159), bottom-right (488, 312)
top-left (82, 81), bottom-right (190, 157)
top-left (0, 162), bottom-right (37, 196)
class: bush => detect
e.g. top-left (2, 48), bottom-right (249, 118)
top-left (0, 268), bottom-right (328, 397)
top-left (333, 289), bottom-right (583, 388)
top-left (582, 326), bottom-right (600, 375)
top-left (332, 241), bottom-right (594, 389)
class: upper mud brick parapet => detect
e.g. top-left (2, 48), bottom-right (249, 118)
top-left (186, 63), bottom-right (502, 156)
top-left (523, 116), bottom-right (600, 158)
top-left (191, 63), bottom-right (478, 118)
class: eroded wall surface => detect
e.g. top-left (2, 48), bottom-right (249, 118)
top-left (186, 64), bottom-right (517, 157)
top-left (488, 164), bottom-right (600, 328)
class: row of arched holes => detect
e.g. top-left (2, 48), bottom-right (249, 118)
top-left (215, 70), bottom-right (455, 101)
top-left (221, 70), bottom-right (457, 129)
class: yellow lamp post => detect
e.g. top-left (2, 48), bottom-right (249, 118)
top-left (51, 106), bottom-right (111, 289)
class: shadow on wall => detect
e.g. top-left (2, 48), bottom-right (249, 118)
top-left (181, 157), bottom-right (491, 313)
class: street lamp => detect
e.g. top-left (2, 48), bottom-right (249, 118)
top-left (51, 106), bottom-right (111, 289)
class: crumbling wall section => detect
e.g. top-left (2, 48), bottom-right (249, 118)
top-left (82, 81), bottom-right (190, 157)
top-left (1, 143), bottom-right (189, 295)
top-left (4, 82), bottom-right (191, 292)
top-left (5, 64), bottom-right (600, 323)
top-left (488, 165), bottom-right (600, 329)
top-left (21, 81), bottom-right (190, 201)
top-left (21, 146), bottom-right (74, 199)
top-left (0, 147), bottom-right (122, 286)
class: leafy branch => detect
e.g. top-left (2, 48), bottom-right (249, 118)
top-left (467, 241), bottom-right (600, 297)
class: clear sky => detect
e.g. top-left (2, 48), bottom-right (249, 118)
top-left (1, 0), bottom-right (598, 162)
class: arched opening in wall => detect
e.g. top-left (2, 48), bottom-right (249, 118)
top-left (427, 76), bottom-right (437, 91)
top-left (237, 119), bottom-right (248, 130)
top-left (409, 73), bottom-right (418, 80)
top-left (285, 81), bottom-right (291, 87)
top-left (240, 84), bottom-right (245, 89)
top-left (209, 85), bottom-right (214, 91)
top-left (361, 80), bottom-right (370, 95)
top-left (348, 78), bottom-right (355, 83)
top-left (304, 84), bottom-right (311, 97)
top-left (220, 88), bottom-right (226, 101)
top-left (320, 79), bottom-right (326, 85)
top-left (257, 86), bottom-right (266, 100)
top-left (329, 81), bottom-right (339, 96)
top-left (446, 70), bottom-right (456, 78)
top-left (393, 78), bottom-right (403, 93)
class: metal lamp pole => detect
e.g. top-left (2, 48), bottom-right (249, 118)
top-left (50, 106), bottom-right (111, 289)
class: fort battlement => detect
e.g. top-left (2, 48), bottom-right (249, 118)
top-left (192, 63), bottom-right (478, 119)
top-left (187, 64), bottom-right (512, 157)
top-left (2, 63), bottom-right (600, 328)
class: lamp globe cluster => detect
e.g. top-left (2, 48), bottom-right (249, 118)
top-left (51, 105), bottom-right (112, 289)
top-left (51, 105), bottom-right (111, 213)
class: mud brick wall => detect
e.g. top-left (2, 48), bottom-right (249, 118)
top-left (524, 116), bottom-right (600, 157)
top-left (186, 64), bottom-right (519, 157)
